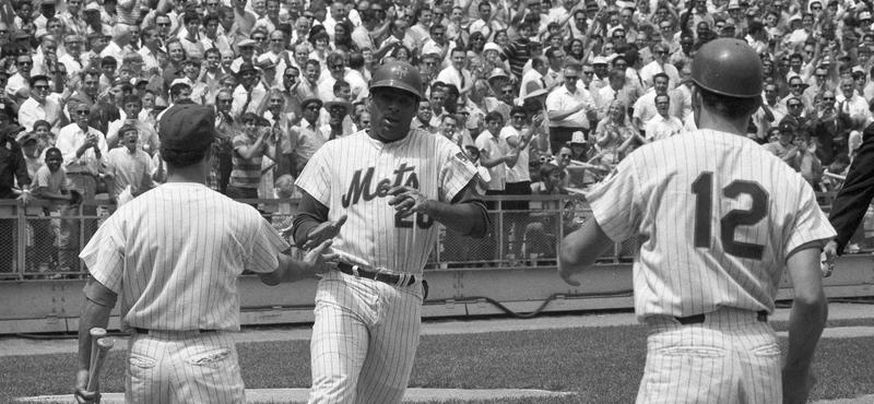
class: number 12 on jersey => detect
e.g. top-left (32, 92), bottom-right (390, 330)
top-left (691, 172), bottom-right (769, 260)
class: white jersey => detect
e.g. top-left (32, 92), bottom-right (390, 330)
top-left (296, 129), bottom-right (477, 275)
top-left (80, 182), bottom-right (288, 331)
top-left (586, 129), bottom-right (836, 321)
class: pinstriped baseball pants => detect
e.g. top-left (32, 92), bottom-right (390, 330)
top-left (125, 331), bottom-right (246, 404)
top-left (308, 270), bottom-right (424, 404)
top-left (636, 308), bottom-right (782, 403)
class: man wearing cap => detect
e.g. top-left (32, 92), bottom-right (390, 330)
top-left (231, 39), bottom-right (258, 73)
top-left (0, 124), bottom-right (32, 272)
top-left (560, 38), bottom-right (831, 404)
top-left (231, 62), bottom-right (268, 118)
top-left (74, 103), bottom-right (336, 404)
top-left (290, 97), bottom-right (326, 176)
top-left (321, 100), bottom-right (353, 139)
top-left (291, 60), bottom-right (488, 404)
top-left (18, 74), bottom-right (63, 133)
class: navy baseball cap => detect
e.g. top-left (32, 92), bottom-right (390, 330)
top-left (159, 104), bottom-right (215, 152)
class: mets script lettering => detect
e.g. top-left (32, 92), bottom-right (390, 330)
top-left (341, 162), bottom-right (435, 229)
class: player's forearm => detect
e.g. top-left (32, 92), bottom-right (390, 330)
top-left (77, 299), bottom-right (113, 372)
top-left (558, 218), bottom-right (615, 275)
top-left (425, 199), bottom-right (489, 238)
top-left (784, 296), bottom-right (827, 372)
top-left (259, 254), bottom-right (314, 285)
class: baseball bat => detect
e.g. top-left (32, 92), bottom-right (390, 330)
top-left (87, 327), bottom-right (106, 377)
top-left (86, 337), bottom-right (114, 393)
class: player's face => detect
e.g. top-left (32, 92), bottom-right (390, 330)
top-left (369, 87), bottom-right (419, 142)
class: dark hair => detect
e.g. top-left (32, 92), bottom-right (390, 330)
top-left (485, 111), bottom-right (504, 123)
top-left (122, 94), bottom-right (142, 106)
top-left (333, 79), bottom-right (350, 93)
top-left (161, 145), bottom-right (210, 168)
top-left (510, 106), bottom-right (527, 117)
top-left (33, 119), bottom-right (50, 130)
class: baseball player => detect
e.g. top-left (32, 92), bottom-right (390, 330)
top-left (291, 61), bottom-right (489, 403)
top-left (74, 104), bottom-right (335, 404)
top-left (558, 39), bottom-right (835, 403)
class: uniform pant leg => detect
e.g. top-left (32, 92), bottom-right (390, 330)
top-left (126, 335), bottom-right (172, 404)
top-left (171, 333), bottom-right (246, 404)
top-left (309, 276), bottom-right (374, 404)
top-left (355, 283), bottom-right (423, 404)
top-left (736, 324), bottom-right (782, 404)
top-left (636, 325), bottom-right (738, 404)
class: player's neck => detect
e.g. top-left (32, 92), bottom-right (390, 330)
top-left (695, 109), bottom-right (750, 136)
top-left (165, 162), bottom-right (209, 185)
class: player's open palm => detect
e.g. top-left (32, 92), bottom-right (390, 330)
top-left (302, 214), bottom-right (348, 250)
top-left (304, 239), bottom-right (339, 275)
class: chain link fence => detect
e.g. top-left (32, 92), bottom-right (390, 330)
top-left (1, 194), bottom-right (873, 280)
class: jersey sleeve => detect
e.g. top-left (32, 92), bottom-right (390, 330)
top-left (436, 136), bottom-right (478, 202)
top-left (585, 156), bottom-right (641, 242)
top-left (245, 211), bottom-right (291, 273)
top-left (295, 142), bottom-right (333, 206)
top-left (79, 213), bottom-right (125, 294)
top-left (784, 178), bottom-right (837, 257)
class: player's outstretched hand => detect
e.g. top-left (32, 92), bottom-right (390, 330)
top-left (821, 240), bottom-right (838, 277)
top-left (302, 214), bottom-right (348, 250)
top-left (73, 369), bottom-right (100, 404)
top-left (303, 239), bottom-right (339, 275)
top-left (387, 186), bottom-right (430, 219)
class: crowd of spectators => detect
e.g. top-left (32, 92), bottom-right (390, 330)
top-left (1, 0), bottom-right (873, 271)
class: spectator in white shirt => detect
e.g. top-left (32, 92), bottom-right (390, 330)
top-left (632, 72), bottom-right (671, 131)
top-left (644, 94), bottom-right (684, 142)
top-left (18, 75), bottom-right (64, 133)
top-left (638, 43), bottom-right (680, 90)
top-left (436, 48), bottom-right (474, 95)
top-left (105, 124), bottom-right (155, 205)
top-left (546, 62), bottom-right (597, 153)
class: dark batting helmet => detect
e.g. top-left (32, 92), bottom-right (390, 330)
top-left (369, 60), bottom-right (424, 100)
top-left (691, 38), bottom-right (763, 98)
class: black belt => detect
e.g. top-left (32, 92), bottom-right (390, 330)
top-left (133, 328), bottom-right (218, 334)
top-left (336, 262), bottom-right (416, 287)
top-left (675, 310), bottom-right (768, 325)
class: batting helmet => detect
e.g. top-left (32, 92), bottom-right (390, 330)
top-left (369, 60), bottom-right (424, 100)
top-left (691, 38), bottom-right (763, 98)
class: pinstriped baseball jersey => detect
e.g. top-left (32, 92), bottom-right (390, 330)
top-left (80, 182), bottom-right (289, 331)
top-left (295, 129), bottom-right (477, 275)
top-left (586, 129), bottom-right (836, 321)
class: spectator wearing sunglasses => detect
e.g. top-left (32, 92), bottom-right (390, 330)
top-left (18, 75), bottom-right (64, 133)
top-left (6, 54), bottom-right (34, 106)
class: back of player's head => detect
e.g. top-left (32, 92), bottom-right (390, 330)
top-left (159, 104), bottom-right (215, 168)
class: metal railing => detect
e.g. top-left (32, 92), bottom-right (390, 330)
top-left (1, 193), bottom-right (872, 281)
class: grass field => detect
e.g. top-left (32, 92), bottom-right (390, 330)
top-left (4, 318), bottom-right (874, 403)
